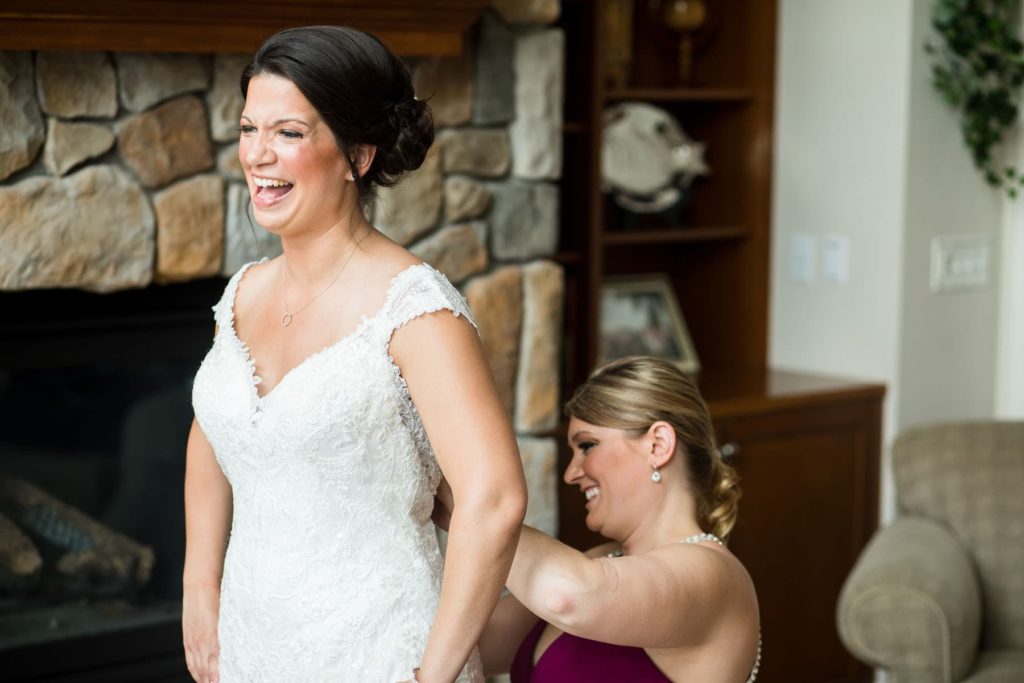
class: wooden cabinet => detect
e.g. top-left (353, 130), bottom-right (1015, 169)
top-left (712, 372), bottom-right (883, 683)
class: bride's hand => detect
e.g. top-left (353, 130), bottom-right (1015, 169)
top-left (183, 585), bottom-right (221, 683)
top-left (431, 476), bottom-right (454, 532)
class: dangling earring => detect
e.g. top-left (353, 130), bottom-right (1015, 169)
top-left (651, 465), bottom-right (662, 483)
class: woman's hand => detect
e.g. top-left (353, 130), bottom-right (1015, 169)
top-left (182, 586), bottom-right (221, 683)
top-left (431, 477), bottom-right (454, 532)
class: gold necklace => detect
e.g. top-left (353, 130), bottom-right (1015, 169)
top-left (280, 227), bottom-right (372, 327)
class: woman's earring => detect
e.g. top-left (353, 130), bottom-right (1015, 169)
top-left (651, 466), bottom-right (662, 484)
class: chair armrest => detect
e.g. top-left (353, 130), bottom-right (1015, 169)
top-left (837, 516), bottom-right (981, 683)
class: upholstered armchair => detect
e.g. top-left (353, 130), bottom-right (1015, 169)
top-left (837, 421), bottom-right (1024, 682)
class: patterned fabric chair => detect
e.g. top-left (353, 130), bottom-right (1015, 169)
top-left (837, 422), bottom-right (1024, 682)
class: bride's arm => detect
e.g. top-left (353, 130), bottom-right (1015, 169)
top-left (183, 418), bottom-right (232, 683)
top-left (391, 311), bottom-right (527, 683)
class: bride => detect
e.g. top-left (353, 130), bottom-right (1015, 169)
top-left (183, 25), bottom-right (526, 683)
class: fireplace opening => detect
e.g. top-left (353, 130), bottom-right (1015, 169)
top-left (1, 279), bottom-right (223, 681)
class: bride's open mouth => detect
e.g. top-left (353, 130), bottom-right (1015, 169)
top-left (253, 176), bottom-right (294, 207)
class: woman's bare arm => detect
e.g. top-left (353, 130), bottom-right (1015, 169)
top-left (182, 419), bottom-right (233, 683)
top-left (478, 589), bottom-right (539, 676)
top-left (391, 310), bottom-right (527, 683)
top-left (504, 526), bottom-right (731, 649)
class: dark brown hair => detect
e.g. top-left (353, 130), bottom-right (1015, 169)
top-left (241, 25), bottom-right (433, 203)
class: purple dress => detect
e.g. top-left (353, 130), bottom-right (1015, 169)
top-left (510, 620), bottom-right (671, 682)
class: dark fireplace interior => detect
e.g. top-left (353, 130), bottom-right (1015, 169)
top-left (1, 280), bottom-right (224, 682)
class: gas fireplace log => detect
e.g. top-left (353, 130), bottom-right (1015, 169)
top-left (0, 511), bottom-right (42, 596)
top-left (0, 478), bottom-right (154, 600)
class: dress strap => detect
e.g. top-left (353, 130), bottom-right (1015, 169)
top-left (379, 263), bottom-right (476, 343)
top-left (212, 259), bottom-right (266, 332)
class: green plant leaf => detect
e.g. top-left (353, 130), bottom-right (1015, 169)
top-left (928, 0), bottom-right (1024, 197)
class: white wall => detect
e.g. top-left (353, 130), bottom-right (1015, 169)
top-left (771, 0), bottom-right (1013, 522)
top-left (897, 0), bottom-right (1003, 431)
top-left (770, 0), bottom-right (914, 519)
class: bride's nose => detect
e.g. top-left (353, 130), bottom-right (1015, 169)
top-left (243, 134), bottom-right (275, 167)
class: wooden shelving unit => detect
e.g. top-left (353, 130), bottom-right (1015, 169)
top-left (602, 225), bottom-right (748, 245)
top-left (556, 3), bottom-right (880, 681)
top-left (605, 86), bottom-right (755, 102)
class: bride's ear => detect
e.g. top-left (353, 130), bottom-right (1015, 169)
top-left (346, 144), bottom-right (377, 181)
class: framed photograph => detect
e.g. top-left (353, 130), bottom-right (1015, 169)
top-left (599, 273), bottom-right (700, 374)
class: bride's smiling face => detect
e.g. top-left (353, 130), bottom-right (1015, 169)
top-left (238, 74), bottom-right (352, 235)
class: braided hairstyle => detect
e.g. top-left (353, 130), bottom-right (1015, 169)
top-left (564, 356), bottom-right (741, 540)
top-left (241, 25), bottom-right (433, 207)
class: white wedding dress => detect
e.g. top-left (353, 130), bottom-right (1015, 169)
top-left (192, 261), bottom-right (485, 682)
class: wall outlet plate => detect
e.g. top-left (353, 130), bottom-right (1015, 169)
top-left (930, 234), bottom-right (991, 293)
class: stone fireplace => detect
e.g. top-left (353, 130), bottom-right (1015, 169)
top-left (0, 1), bottom-right (564, 679)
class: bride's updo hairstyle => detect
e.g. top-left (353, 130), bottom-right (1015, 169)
top-left (240, 25), bottom-right (433, 205)
top-left (564, 356), bottom-right (741, 540)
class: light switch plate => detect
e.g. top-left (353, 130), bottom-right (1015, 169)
top-left (788, 233), bottom-right (817, 284)
top-left (821, 234), bottom-right (850, 285)
top-left (930, 235), bottom-right (991, 293)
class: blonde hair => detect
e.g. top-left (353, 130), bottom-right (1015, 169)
top-left (564, 356), bottom-right (741, 540)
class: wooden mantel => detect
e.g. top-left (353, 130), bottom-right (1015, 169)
top-left (0, 0), bottom-right (489, 56)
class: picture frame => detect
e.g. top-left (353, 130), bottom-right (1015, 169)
top-left (599, 273), bottom-right (700, 374)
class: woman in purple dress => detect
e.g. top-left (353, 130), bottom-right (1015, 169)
top-left (469, 356), bottom-right (761, 682)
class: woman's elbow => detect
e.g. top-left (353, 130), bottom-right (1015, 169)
top-left (539, 578), bottom-right (595, 631)
top-left (457, 477), bottom-right (526, 535)
top-left (488, 468), bottom-right (528, 528)
top-left (505, 481), bottom-right (528, 528)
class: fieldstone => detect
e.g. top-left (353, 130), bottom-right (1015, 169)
top-left (223, 183), bottom-right (281, 276)
top-left (410, 223), bottom-right (488, 284)
top-left (0, 52), bottom-right (44, 182)
top-left (0, 165), bottom-right (154, 292)
top-left (474, 12), bottom-right (515, 125)
top-left (517, 437), bottom-right (558, 536)
top-left (490, 180), bottom-right (559, 259)
top-left (413, 55), bottom-right (472, 128)
top-left (465, 266), bottom-right (522, 414)
top-left (115, 53), bottom-right (208, 112)
top-left (118, 96), bottom-right (214, 188)
top-left (374, 146), bottom-right (442, 245)
top-left (43, 119), bottom-right (115, 176)
top-left (516, 261), bottom-right (564, 432)
top-left (438, 128), bottom-right (510, 177)
top-left (491, 0), bottom-right (560, 24)
top-left (35, 51), bottom-right (118, 119)
top-left (444, 176), bottom-right (491, 223)
top-left (154, 175), bottom-right (224, 282)
top-left (217, 143), bottom-right (245, 181)
top-left (511, 29), bottom-right (564, 179)
top-left (208, 54), bottom-right (250, 142)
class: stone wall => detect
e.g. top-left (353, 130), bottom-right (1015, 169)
top-left (0, 3), bottom-right (565, 544)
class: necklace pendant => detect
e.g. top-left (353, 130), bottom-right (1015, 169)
top-left (280, 312), bottom-right (294, 327)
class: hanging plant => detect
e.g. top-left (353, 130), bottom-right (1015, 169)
top-left (927, 0), bottom-right (1024, 197)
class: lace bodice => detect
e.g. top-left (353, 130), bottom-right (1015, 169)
top-left (192, 261), bottom-right (484, 682)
